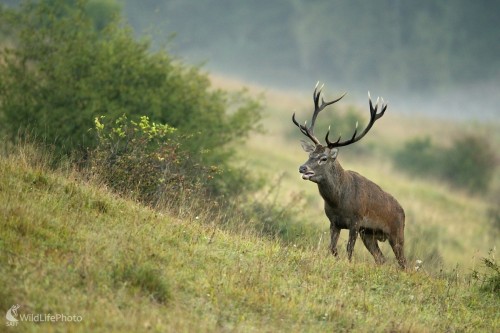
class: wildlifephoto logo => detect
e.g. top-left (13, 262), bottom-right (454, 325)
top-left (5, 304), bottom-right (83, 327)
top-left (5, 304), bottom-right (20, 326)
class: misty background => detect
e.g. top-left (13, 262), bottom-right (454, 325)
top-left (3, 0), bottom-right (499, 120)
top-left (122, 0), bottom-right (499, 120)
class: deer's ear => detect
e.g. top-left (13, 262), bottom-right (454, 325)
top-left (300, 140), bottom-right (316, 153)
top-left (329, 148), bottom-right (339, 159)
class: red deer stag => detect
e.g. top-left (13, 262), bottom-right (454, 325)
top-left (293, 83), bottom-right (407, 268)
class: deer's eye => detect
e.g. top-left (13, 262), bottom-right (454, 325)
top-left (319, 156), bottom-right (328, 163)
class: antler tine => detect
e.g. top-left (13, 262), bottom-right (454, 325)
top-left (293, 84), bottom-right (347, 146)
top-left (378, 98), bottom-right (388, 119)
top-left (292, 112), bottom-right (321, 145)
top-left (325, 129), bottom-right (342, 147)
top-left (326, 91), bottom-right (387, 149)
top-left (322, 92), bottom-right (347, 109)
top-left (311, 87), bottom-right (346, 131)
top-left (325, 122), bottom-right (357, 147)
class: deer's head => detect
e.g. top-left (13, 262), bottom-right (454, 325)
top-left (293, 83), bottom-right (387, 183)
top-left (298, 141), bottom-right (338, 183)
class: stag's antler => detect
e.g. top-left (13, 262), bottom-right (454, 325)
top-left (325, 91), bottom-right (387, 148)
top-left (292, 82), bottom-right (346, 145)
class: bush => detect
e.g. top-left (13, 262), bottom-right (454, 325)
top-left (90, 115), bottom-right (219, 207)
top-left (472, 250), bottom-right (500, 294)
top-left (440, 135), bottom-right (496, 193)
top-left (393, 137), bottom-right (441, 176)
top-left (394, 135), bottom-right (497, 193)
top-left (0, 0), bottom-right (261, 178)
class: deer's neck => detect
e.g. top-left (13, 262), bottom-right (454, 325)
top-left (317, 160), bottom-right (348, 206)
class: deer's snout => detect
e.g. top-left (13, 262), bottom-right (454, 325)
top-left (299, 164), bottom-right (315, 180)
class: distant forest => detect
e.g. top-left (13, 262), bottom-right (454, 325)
top-left (1, 0), bottom-right (498, 95)
top-left (123, 0), bottom-right (500, 92)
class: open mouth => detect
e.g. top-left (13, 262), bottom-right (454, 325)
top-left (301, 171), bottom-right (315, 180)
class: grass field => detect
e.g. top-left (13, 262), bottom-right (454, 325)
top-left (1, 76), bottom-right (499, 332)
top-left (1, 143), bottom-right (498, 332)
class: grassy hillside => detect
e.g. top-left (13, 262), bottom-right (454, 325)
top-left (1, 2), bottom-right (498, 331)
top-left (1, 142), bottom-right (498, 331)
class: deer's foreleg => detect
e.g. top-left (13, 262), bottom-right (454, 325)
top-left (347, 227), bottom-right (359, 261)
top-left (329, 223), bottom-right (340, 256)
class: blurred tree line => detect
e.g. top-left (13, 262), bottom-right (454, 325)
top-left (122, 0), bottom-right (499, 92)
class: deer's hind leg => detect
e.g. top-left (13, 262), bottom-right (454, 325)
top-left (389, 223), bottom-right (407, 269)
top-left (360, 230), bottom-right (386, 265)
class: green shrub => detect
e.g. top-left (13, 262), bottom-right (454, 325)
top-left (393, 137), bottom-right (442, 176)
top-left (472, 250), bottom-right (500, 295)
top-left (90, 115), bottom-right (219, 207)
top-left (481, 254), bottom-right (500, 294)
top-left (0, 0), bottom-right (261, 171)
top-left (394, 135), bottom-right (497, 193)
top-left (440, 135), bottom-right (496, 193)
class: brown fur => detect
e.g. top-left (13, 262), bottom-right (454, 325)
top-left (300, 144), bottom-right (407, 268)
